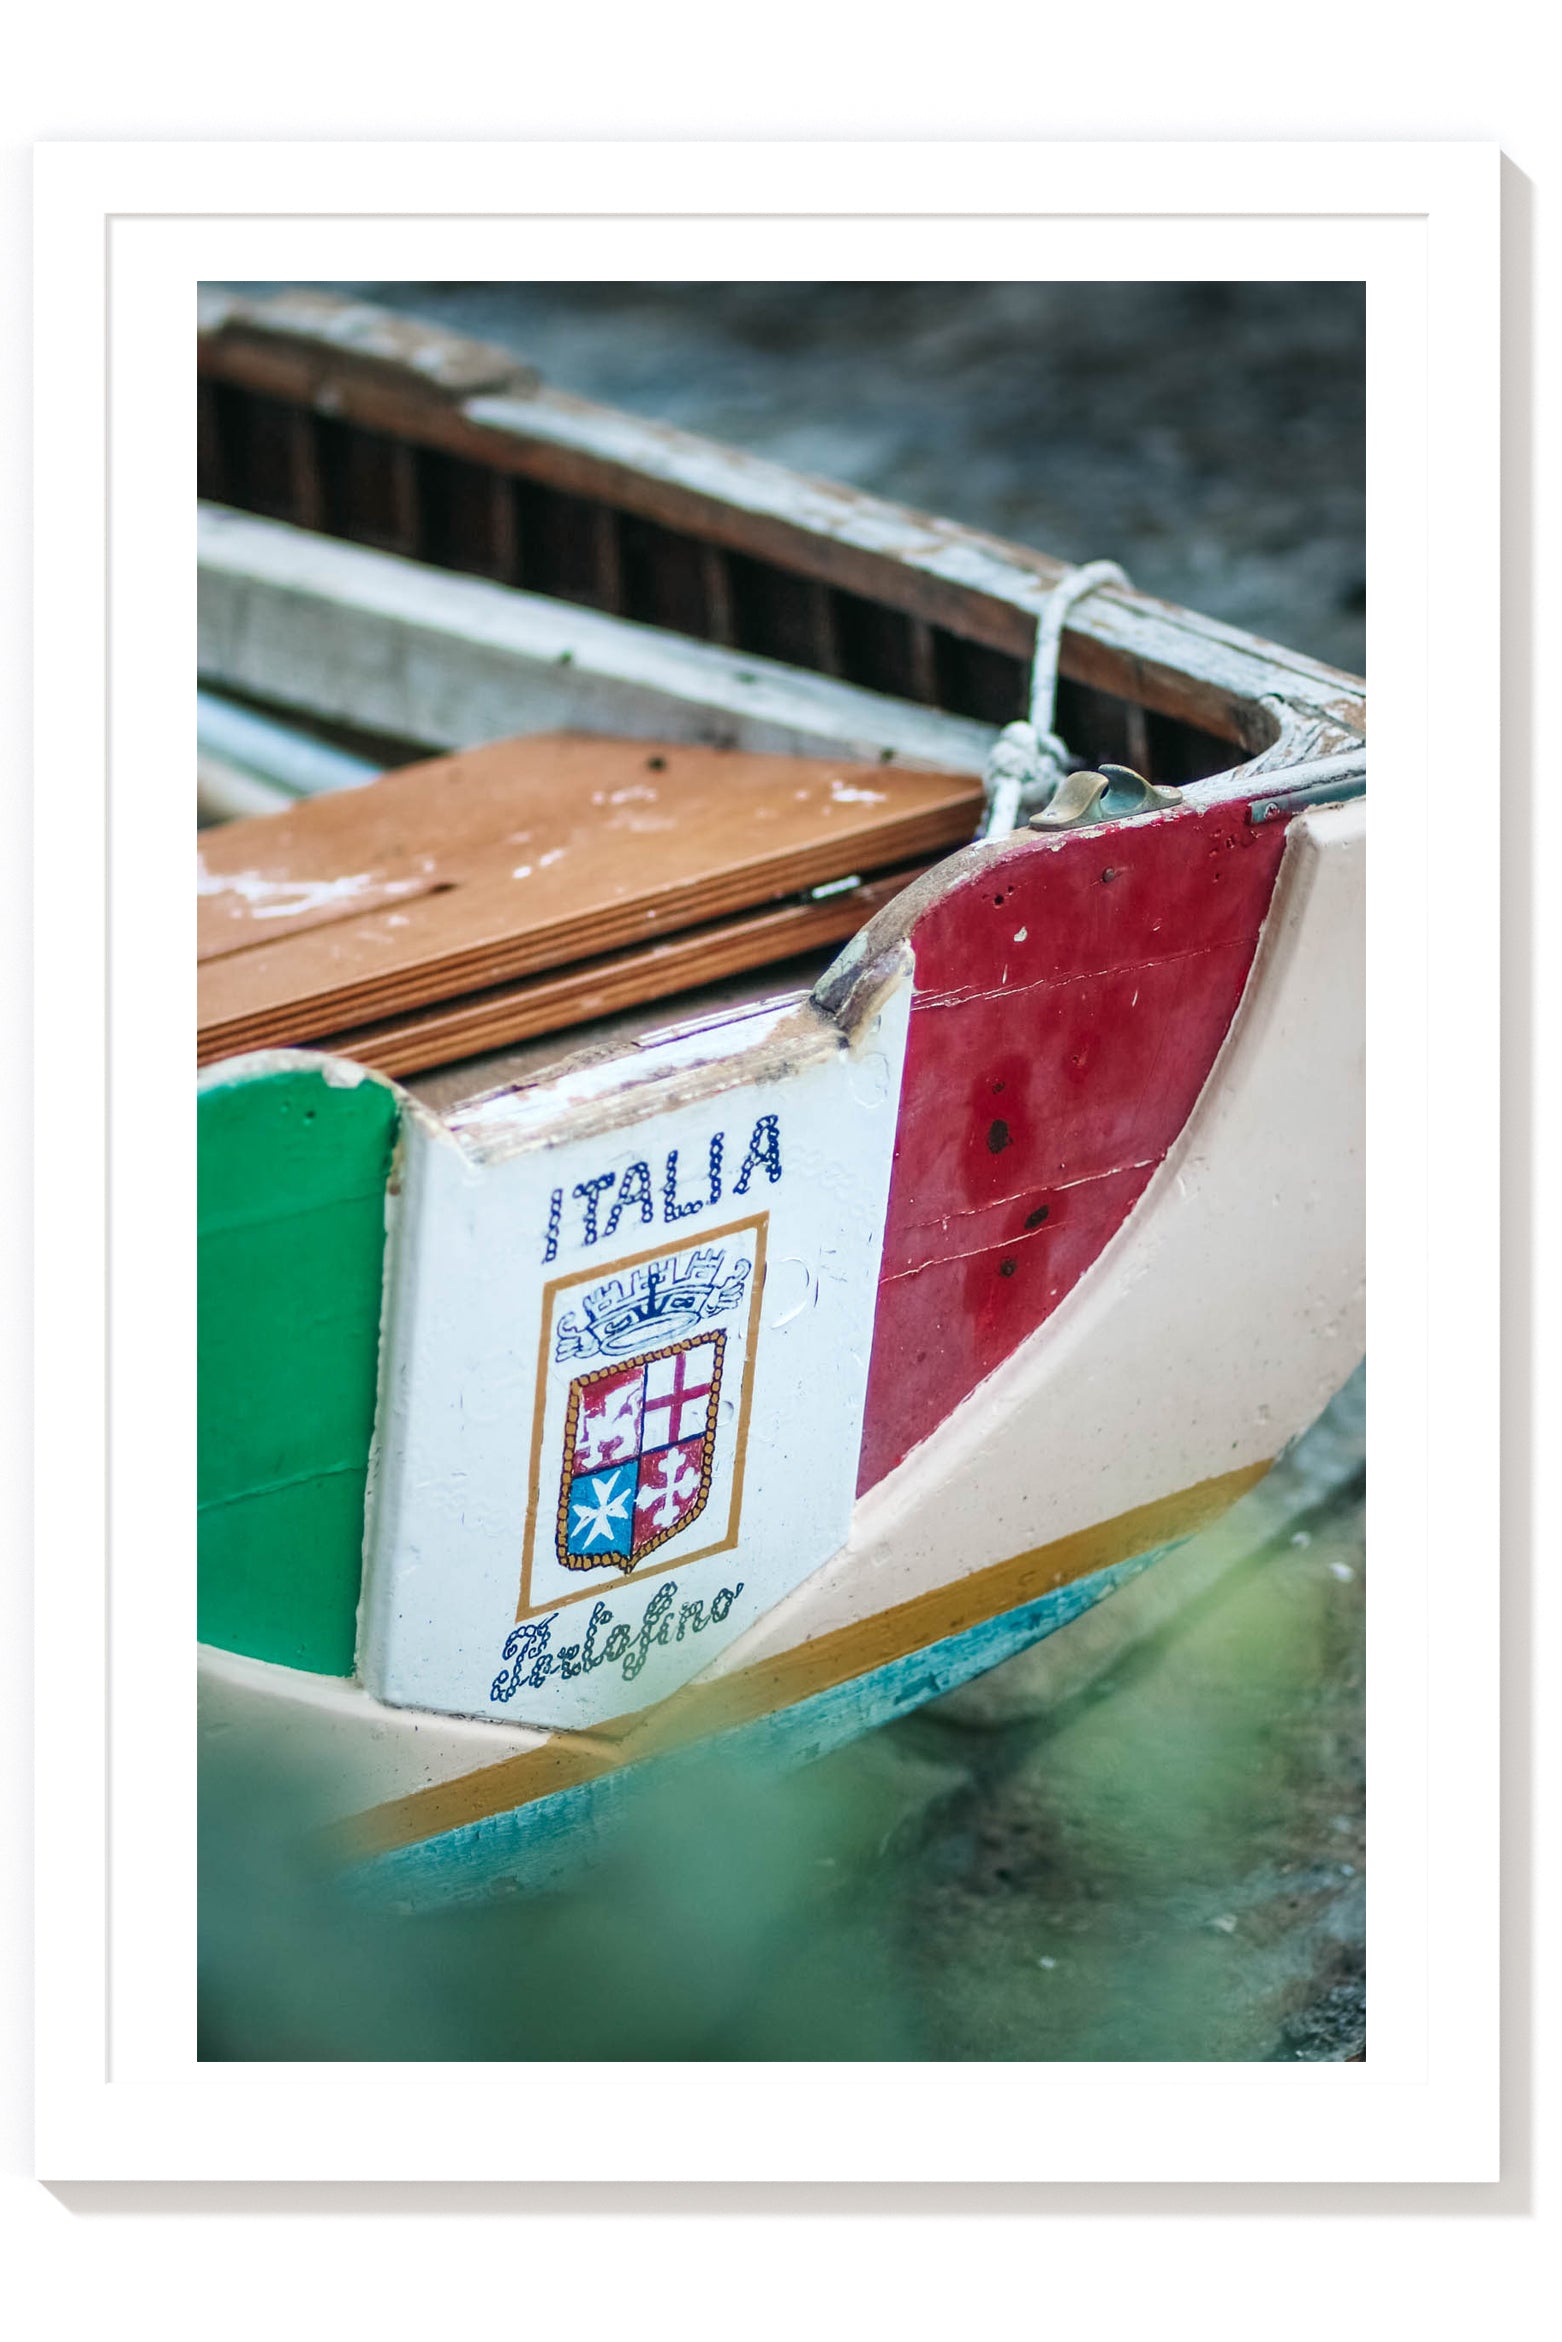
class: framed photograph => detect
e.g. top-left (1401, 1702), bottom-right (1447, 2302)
top-left (33, 139), bottom-right (1499, 2181)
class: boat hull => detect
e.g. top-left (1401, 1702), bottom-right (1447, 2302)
top-left (197, 787), bottom-right (1362, 1887)
top-left (193, 293), bottom-right (1366, 1895)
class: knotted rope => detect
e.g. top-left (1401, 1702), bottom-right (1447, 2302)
top-left (979, 559), bottom-right (1130, 839)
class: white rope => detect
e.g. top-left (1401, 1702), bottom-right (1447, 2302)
top-left (979, 559), bottom-right (1130, 839)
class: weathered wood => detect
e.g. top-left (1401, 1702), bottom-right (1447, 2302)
top-left (196, 372), bottom-right (224, 500)
top-left (196, 732), bottom-right (982, 1061)
top-left (287, 404), bottom-right (325, 533)
top-left (197, 284), bottom-right (537, 399)
top-left (314, 864), bottom-right (930, 1079)
top-left (198, 505), bottom-right (1000, 773)
top-left (488, 470), bottom-right (520, 582)
top-left (699, 541), bottom-right (736, 647)
top-left (905, 613), bottom-right (940, 707)
top-left (198, 292), bottom-right (1367, 757)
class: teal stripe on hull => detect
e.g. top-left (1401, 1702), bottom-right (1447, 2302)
top-left (351, 1541), bottom-right (1178, 1909)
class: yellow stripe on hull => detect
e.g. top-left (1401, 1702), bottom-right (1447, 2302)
top-left (339, 1459), bottom-right (1267, 1863)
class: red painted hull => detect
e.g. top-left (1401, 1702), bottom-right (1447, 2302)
top-left (859, 799), bottom-right (1290, 1491)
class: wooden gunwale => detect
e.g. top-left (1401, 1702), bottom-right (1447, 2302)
top-left (198, 292), bottom-right (1367, 762)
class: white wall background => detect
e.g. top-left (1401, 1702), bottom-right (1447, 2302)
top-left (1, 24), bottom-right (1552, 2336)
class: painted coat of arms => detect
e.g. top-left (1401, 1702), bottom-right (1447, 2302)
top-left (519, 1215), bottom-right (768, 1614)
top-left (557, 1330), bottom-right (725, 1571)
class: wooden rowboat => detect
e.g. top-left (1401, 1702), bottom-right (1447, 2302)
top-left (196, 292), bottom-right (1365, 1905)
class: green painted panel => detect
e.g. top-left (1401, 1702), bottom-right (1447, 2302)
top-left (198, 1065), bottom-right (399, 1674)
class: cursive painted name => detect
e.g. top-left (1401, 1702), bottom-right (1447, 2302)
top-left (490, 1578), bottom-right (746, 1703)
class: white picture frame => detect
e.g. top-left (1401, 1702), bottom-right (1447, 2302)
top-left (31, 138), bottom-right (1499, 2184)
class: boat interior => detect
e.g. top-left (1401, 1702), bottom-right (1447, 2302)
top-left (196, 290), bottom-right (1368, 1126)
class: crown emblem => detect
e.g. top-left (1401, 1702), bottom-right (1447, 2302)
top-left (554, 1246), bottom-right (752, 1363)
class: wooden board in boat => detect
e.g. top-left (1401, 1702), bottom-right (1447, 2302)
top-left (196, 732), bottom-right (982, 1063)
top-left (312, 862), bottom-right (932, 1079)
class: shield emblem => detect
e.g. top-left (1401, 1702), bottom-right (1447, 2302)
top-left (556, 1330), bottom-right (725, 1572)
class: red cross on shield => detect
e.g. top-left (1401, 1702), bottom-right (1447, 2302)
top-left (557, 1330), bottom-right (726, 1571)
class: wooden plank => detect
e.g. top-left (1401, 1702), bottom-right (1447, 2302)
top-left (198, 504), bottom-right (1000, 775)
top-left (312, 864), bottom-right (933, 1079)
top-left (699, 542), bottom-right (736, 647)
top-left (906, 614), bottom-right (939, 706)
top-left (388, 439), bottom-right (421, 556)
top-left (195, 733), bottom-right (972, 965)
top-left (287, 406), bottom-right (325, 533)
top-left (199, 293), bottom-right (1368, 757)
top-left (197, 284), bottom-right (537, 398)
top-left (591, 504), bottom-right (624, 614)
top-left (489, 470), bottom-right (519, 581)
top-left (196, 733), bottom-right (982, 1060)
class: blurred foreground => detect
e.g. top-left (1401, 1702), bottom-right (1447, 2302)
top-left (200, 1371), bottom-right (1364, 2063)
